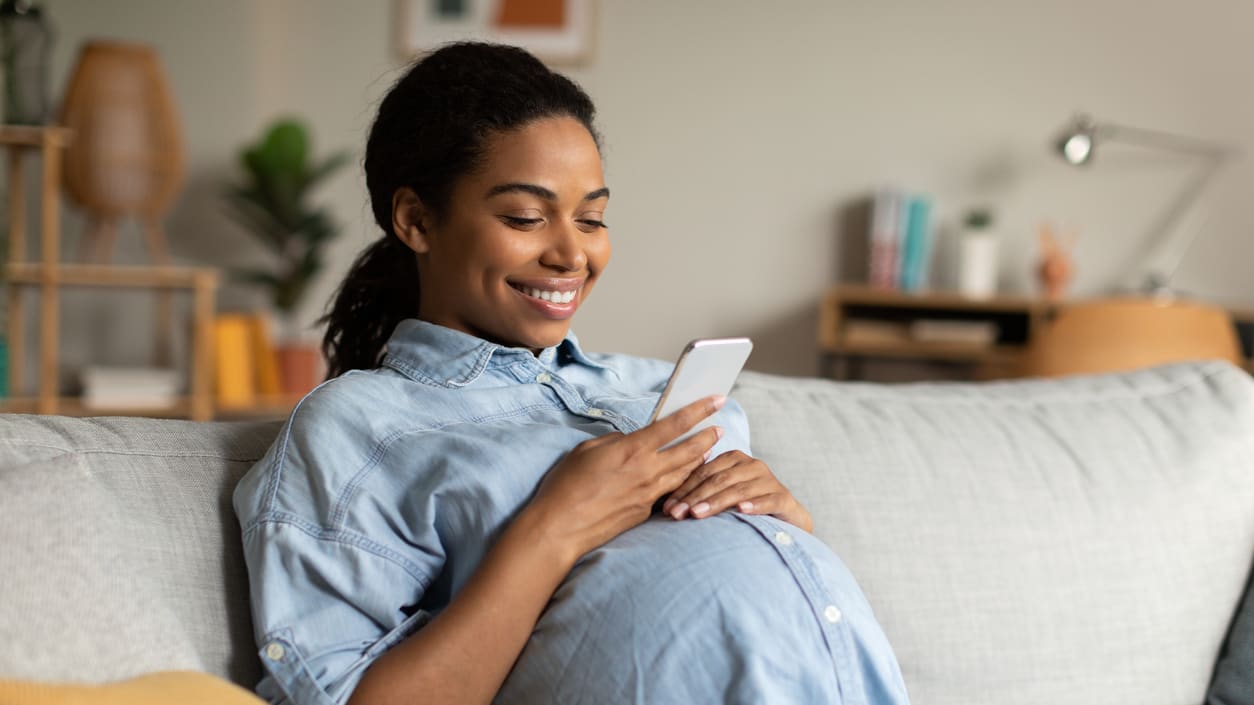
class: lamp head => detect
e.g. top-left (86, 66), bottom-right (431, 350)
top-left (1056, 116), bottom-right (1097, 165)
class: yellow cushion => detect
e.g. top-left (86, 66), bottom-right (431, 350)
top-left (0, 671), bottom-right (264, 705)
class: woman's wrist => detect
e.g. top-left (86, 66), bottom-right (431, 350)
top-left (509, 502), bottom-right (583, 573)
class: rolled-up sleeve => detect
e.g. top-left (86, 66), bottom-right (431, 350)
top-left (242, 518), bottom-right (437, 705)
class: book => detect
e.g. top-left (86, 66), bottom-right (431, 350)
top-left (868, 189), bottom-right (900, 289)
top-left (899, 195), bottom-right (933, 292)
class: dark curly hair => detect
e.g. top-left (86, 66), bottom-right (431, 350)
top-left (319, 42), bottom-right (600, 378)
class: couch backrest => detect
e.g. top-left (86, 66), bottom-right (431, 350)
top-left (737, 361), bottom-right (1254, 705)
top-left (2, 362), bottom-right (1252, 705)
top-left (0, 414), bottom-right (281, 686)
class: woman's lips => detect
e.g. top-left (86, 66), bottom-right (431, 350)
top-left (508, 279), bottom-right (583, 319)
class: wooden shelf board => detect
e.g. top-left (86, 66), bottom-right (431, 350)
top-left (0, 124), bottom-right (72, 147)
top-left (0, 395), bottom-right (194, 418)
top-left (824, 341), bottom-right (1024, 364)
top-left (214, 395), bottom-right (302, 420)
top-left (0, 394), bottom-right (299, 420)
top-left (833, 284), bottom-right (1051, 313)
top-left (5, 263), bottom-right (219, 289)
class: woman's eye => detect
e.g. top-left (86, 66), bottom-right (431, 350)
top-left (577, 219), bottom-right (608, 231)
top-left (501, 215), bottom-right (543, 229)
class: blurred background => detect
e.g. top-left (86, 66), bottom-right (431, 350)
top-left (6, 0), bottom-right (1254, 415)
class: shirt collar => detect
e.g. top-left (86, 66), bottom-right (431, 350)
top-left (380, 319), bottom-right (609, 388)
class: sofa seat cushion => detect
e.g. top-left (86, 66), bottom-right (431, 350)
top-left (734, 361), bottom-right (1254, 705)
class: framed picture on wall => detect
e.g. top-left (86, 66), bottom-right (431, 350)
top-left (395, 0), bottom-right (596, 65)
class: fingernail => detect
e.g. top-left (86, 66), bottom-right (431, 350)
top-left (739, 501), bottom-right (754, 512)
top-left (711, 395), bottom-right (727, 410)
top-left (670, 502), bottom-right (688, 520)
top-left (662, 498), bottom-right (677, 513)
top-left (703, 449), bottom-right (712, 462)
top-left (715, 426), bottom-right (724, 440)
top-left (692, 502), bottom-right (710, 517)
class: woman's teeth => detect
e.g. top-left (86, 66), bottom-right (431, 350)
top-left (519, 286), bottom-right (576, 304)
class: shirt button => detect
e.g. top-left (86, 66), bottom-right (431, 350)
top-left (774, 531), bottom-right (793, 546)
top-left (535, 373), bottom-right (552, 384)
top-left (265, 642), bottom-right (286, 661)
top-left (824, 605), bottom-right (842, 623)
top-left (586, 408), bottom-right (603, 417)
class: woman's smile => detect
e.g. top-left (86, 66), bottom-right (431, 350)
top-left (508, 277), bottom-right (585, 319)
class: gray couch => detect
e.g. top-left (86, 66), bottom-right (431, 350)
top-left (1, 361), bottom-right (1252, 705)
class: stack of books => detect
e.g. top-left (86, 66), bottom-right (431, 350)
top-left (868, 188), bottom-right (934, 292)
top-left (81, 366), bottom-right (180, 410)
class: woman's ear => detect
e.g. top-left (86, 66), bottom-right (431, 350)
top-left (392, 187), bottom-right (431, 253)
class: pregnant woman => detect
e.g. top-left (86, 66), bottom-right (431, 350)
top-left (234, 41), bottom-right (910, 705)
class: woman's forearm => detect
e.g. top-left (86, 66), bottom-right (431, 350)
top-left (346, 506), bottom-right (577, 705)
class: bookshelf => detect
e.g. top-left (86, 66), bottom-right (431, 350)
top-left (819, 285), bottom-right (1254, 381)
top-left (0, 124), bottom-right (223, 420)
top-left (819, 285), bottom-right (1052, 380)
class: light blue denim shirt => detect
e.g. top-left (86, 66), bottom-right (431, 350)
top-left (234, 319), bottom-right (909, 705)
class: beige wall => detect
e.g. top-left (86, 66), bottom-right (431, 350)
top-left (40, 0), bottom-right (1254, 381)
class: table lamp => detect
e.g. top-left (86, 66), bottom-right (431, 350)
top-left (1053, 114), bottom-right (1238, 296)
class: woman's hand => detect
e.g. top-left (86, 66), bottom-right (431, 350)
top-left (524, 396), bottom-right (727, 565)
top-left (662, 451), bottom-right (814, 533)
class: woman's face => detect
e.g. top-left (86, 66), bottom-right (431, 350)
top-left (395, 116), bottom-right (610, 352)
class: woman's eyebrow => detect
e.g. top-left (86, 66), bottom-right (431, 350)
top-left (485, 183), bottom-right (610, 202)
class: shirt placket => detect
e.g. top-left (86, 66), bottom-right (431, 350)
top-left (734, 513), bottom-right (866, 705)
top-left (528, 364), bottom-right (640, 434)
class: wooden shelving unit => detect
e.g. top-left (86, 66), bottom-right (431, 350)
top-left (0, 124), bottom-right (222, 420)
top-left (819, 285), bottom-right (1054, 380)
top-left (820, 285), bottom-right (1254, 381)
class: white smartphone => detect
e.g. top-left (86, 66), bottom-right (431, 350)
top-left (651, 337), bottom-right (754, 447)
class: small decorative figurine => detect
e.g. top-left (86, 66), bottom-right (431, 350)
top-left (1037, 223), bottom-right (1077, 300)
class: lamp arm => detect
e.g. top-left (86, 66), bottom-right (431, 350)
top-left (1124, 156), bottom-right (1226, 293)
top-left (1098, 122), bottom-right (1236, 159)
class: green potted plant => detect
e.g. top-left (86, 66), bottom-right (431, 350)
top-left (224, 118), bottom-right (348, 394)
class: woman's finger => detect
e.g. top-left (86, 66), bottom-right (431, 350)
top-left (667, 458), bottom-right (761, 520)
top-left (661, 451), bottom-right (740, 517)
top-left (633, 395), bottom-right (725, 451)
top-left (692, 486), bottom-right (786, 520)
top-left (657, 424), bottom-right (723, 472)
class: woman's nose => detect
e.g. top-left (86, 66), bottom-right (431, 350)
top-left (539, 224), bottom-right (587, 272)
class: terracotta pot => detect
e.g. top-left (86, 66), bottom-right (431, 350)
top-left (276, 343), bottom-right (323, 397)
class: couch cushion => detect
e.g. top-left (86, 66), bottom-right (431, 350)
top-left (735, 361), bottom-right (1254, 705)
top-left (0, 415), bottom-right (282, 685)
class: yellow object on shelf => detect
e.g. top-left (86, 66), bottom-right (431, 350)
top-left (213, 314), bottom-right (255, 408)
top-left (246, 314), bottom-right (282, 397)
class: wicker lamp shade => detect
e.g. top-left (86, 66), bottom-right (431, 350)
top-left (59, 40), bottom-right (184, 263)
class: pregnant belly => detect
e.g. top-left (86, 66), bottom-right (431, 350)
top-left (494, 513), bottom-right (847, 705)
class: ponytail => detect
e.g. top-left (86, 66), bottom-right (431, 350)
top-left (319, 235), bottom-right (419, 378)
